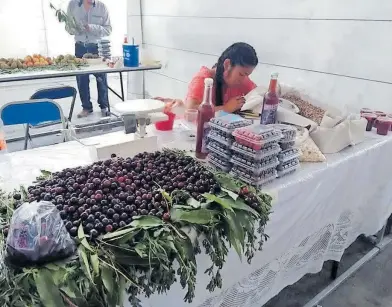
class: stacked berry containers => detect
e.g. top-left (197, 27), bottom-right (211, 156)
top-left (230, 124), bottom-right (283, 187)
top-left (270, 124), bottom-right (300, 177)
top-left (98, 39), bottom-right (111, 60)
top-left (207, 115), bottom-right (253, 172)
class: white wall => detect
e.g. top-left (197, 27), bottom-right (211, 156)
top-left (139, 0), bottom-right (392, 112)
top-left (0, 0), bottom-right (129, 118)
top-left (0, 0), bottom-right (127, 58)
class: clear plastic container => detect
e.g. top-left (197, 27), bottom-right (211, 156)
top-left (207, 141), bottom-right (232, 160)
top-left (268, 124), bottom-right (297, 142)
top-left (209, 114), bottom-right (252, 136)
top-left (0, 119), bottom-right (7, 154)
top-left (232, 124), bottom-right (283, 150)
top-left (208, 154), bottom-right (232, 172)
top-left (208, 130), bottom-right (233, 148)
top-left (277, 158), bottom-right (300, 171)
top-left (230, 155), bottom-right (279, 176)
top-left (230, 169), bottom-right (277, 188)
top-left (231, 142), bottom-right (281, 161)
top-left (277, 162), bottom-right (300, 178)
top-left (279, 140), bottom-right (296, 150)
top-left (278, 148), bottom-right (301, 163)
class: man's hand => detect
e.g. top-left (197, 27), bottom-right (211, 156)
top-left (84, 24), bottom-right (90, 32)
top-left (223, 96), bottom-right (245, 113)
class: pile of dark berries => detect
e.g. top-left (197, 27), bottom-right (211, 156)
top-left (238, 186), bottom-right (262, 213)
top-left (26, 151), bottom-right (220, 238)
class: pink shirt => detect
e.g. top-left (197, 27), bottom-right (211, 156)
top-left (186, 66), bottom-right (257, 105)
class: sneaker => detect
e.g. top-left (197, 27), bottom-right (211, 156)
top-left (101, 108), bottom-right (110, 117)
top-left (77, 109), bottom-right (93, 118)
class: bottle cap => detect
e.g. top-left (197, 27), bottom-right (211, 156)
top-left (271, 72), bottom-right (279, 79)
top-left (204, 78), bottom-right (214, 86)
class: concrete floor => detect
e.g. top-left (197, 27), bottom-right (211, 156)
top-left (1, 74), bottom-right (127, 144)
top-left (264, 237), bottom-right (375, 307)
top-left (320, 242), bottom-right (392, 307)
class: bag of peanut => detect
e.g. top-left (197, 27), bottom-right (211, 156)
top-left (295, 126), bottom-right (326, 162)
top-left (280, 85), bottom-right (327, 125)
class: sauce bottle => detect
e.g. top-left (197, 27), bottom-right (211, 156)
top-left (196, 78), bottom-right (214, 159)
top-left (0, 119), bottom-right (7, 154)
top-left (260, 72), bottom-right (279, 125)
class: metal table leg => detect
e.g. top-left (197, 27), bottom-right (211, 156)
top-left (330, 261), bottom-right (339, 280)
top-left (107, 72), bottom-right (125, 102)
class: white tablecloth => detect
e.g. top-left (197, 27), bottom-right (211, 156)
top-left (1, 126), bottom-right (392, 307)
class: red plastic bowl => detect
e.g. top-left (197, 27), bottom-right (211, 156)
top-left (155, 112), bottom-right (176, 131)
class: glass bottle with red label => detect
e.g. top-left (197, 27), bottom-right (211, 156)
top-left (260, 72), bottom-right (279, 125)
top-left (196, 78), bottom-right (214, 159)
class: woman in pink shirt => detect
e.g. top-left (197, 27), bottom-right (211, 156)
top-left (186, 42), bottom-right (258, 113)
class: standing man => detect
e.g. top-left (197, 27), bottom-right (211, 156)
top-left (66, 0), bottom-right (112, 118)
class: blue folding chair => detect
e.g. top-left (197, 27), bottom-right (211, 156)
top-left (0, 99), bottom-right (67, 150)
top-left (30, 86), bottom-right (77, 122)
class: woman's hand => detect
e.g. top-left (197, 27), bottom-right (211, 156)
top-left (223, 96), bottom-right (245, 113)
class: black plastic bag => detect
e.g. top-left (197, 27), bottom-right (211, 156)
top-left (6, 201), bottom-right (76, 266)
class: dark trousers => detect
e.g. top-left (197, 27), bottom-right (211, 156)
top-left (75, 42), bottom-right (109, 111)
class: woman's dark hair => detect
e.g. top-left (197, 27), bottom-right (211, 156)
top-left (214, 42), bottom-right (258, 106)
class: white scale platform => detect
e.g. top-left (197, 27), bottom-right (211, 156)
top-left (81, 99), bottom-right (169, 160)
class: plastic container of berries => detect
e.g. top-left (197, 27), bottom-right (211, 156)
top-left (232, 124), bottom-right (283, 150)
top-left (230, 155), bottom-right (279, 176)
top-left (209, 114), bottom-right (253, 136)
top-left (206, 141), bottom-right (232, 161)
top-left (277, 163), bottom-right (300, 178)
top-left (279, 140), bottom-right (296, 150)
top-left (208, 154), bottom-right (232, 172)
top-left (231, 142), bottom-right (281, 161)
top-left (231, 164), bottom-right (277, 179)
top-left (230, 168), bottom-right (277, 188)
top-left (208, 130), bottom-right (234, 148)
top-left (278, 148), bottom-right (301, 163)
top-left (277, 158), bottom-right (300, 172)
top-left (268, 124), bottom-right (297, 142)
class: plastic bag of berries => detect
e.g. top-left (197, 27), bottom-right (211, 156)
top-left (6, 201), bottom-right (76, 266)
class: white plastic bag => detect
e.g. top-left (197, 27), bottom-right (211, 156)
top-left (294, 127), bottom-right (326, 162)
top-left (310, 117), bottom-right (367, 154)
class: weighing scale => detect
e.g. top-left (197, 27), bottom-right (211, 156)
top-left (69, 99), bottom-right (168, 160)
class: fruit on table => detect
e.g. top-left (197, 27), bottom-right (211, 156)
top-left (0, 54), bottom-right (86, 70)
top-left (83, 53), bottom-right (100, 59)
top-left (27, 151), bottom-right (221, 238)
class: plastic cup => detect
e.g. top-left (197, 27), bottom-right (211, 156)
top-left (387, 114), bottom-right (392, 131)
top-left (374, 111), bottom-right (386, 117)
top-left (376, 117), bottom-right (392, 136)
top-left (360, 108), bottom-right (372, 114)
top-left (373, 111), bottom-right (386, 128)
top-left (361, 113), bottom-right (377, 131)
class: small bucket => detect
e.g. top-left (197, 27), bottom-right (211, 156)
top-left (155, 112), bottom-right (176, 131)
top-left (123, 44), bottom-right (139, 67)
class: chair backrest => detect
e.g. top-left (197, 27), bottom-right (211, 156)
top-left (0, 99), bottom-right (65, 127)
top-left (30, 86), bottom-right (77, 100)
top-left (30, 86), bottom-right (77, 121)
